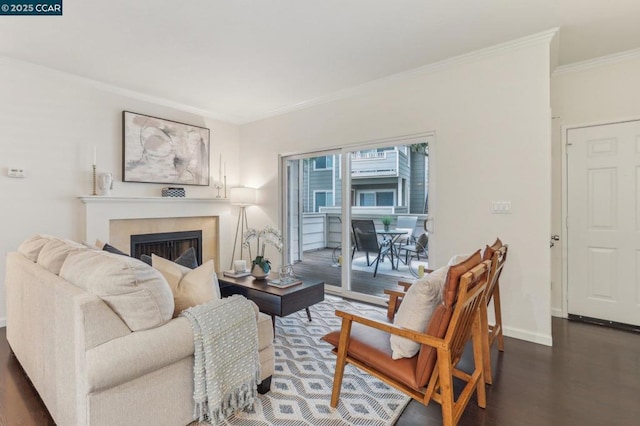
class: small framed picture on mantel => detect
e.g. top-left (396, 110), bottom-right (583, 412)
top-left (122, 111), bottom-right (210, 186)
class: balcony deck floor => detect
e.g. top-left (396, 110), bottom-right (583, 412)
top-left (293, 248), bottom-right (417, 298)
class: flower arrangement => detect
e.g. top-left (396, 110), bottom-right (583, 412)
top-left (243, 226), bottom-right (283, 276)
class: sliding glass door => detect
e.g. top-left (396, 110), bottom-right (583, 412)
top-left (281, 134), bottom-right (433, 304)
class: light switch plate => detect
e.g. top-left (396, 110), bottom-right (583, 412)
top-left (8, 168), bottom-right (26, 178)
top-left (491, 200), bottom-right (511, 214)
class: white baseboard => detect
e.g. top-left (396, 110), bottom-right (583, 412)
top-left (503, 326), bottom-right (553, 347)
top-left (0, 317), bottom-right (6, 328)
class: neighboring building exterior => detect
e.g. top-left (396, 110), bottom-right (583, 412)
top-left (303, 146), bottom-right (428, 214)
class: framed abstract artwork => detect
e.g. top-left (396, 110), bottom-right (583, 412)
top-left (122, 111), bottom-right (210, 186)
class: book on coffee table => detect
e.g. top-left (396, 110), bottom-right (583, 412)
top-left (223, 270), bottom-right (251, 278)
top-left (268, 278), bottom-right (303, 289)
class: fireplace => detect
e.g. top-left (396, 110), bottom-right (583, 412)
top-left (131, 230), bottom-right (203, 265)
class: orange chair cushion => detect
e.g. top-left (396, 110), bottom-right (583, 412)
top-left (322, 312), bottom-right (421, 391)
top-left (482, 238), bottom-right (503, 261)
top-left (415, 250), bottom-right (481, 387)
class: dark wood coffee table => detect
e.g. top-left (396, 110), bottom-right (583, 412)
top-left (218, 273), bottom-right (324, 330)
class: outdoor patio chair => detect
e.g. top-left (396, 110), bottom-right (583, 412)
top-left (395, 232), bottom-right (428, 269)
top-left (323, 255), bottom-right (490, 426)
top-left (394, 215), bottom-right (418, 246)
top-left (351, 219), bottom-right (387, 277)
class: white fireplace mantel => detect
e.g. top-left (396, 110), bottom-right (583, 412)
top-left (79, 196), bottom-right (233, 260)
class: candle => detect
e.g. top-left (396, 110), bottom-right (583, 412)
top-left (218, 154), bottom-right (222, 182)
top-left (93, 146), bottom-right (97, 165)
top-left (224, 162), bottom-right (226, 177)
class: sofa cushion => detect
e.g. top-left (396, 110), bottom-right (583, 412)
top-left (390, 265), bottom-right (448, 360)
top-left (60, 250), bottom-right (174, 331)
top-left (18, 234), bottom-right (54, 262)
top-left (152, 254), bottom-right (220, 318)
top-left (37, 238), bottom-right (85, 275)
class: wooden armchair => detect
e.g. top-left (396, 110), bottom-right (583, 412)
top-left (323, 257), bottom-right (490, 426)
top-left (479, 243), bottom-right (508, 384)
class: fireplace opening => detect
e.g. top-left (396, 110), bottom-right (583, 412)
top-left (131, 230), bottom-right (203, 265)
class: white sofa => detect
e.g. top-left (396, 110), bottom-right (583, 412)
top-left (5, 235), bottom-right (275, 426)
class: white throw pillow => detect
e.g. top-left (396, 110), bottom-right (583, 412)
top-left (390, 265), bottom-right (449, 360)
top-left (448, 253), bottom-right (473, 266)
top-left (152, 254), bottom-right (221, 317)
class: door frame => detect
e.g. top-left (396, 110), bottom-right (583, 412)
top-left (561, 117), bottom-right (640, 318)
top-left (279, 131), bottom-right (436, 306)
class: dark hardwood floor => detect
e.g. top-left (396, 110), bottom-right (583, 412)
top-left (1, 318), bottom-right (639, 425)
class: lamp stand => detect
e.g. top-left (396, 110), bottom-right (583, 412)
top-left (230, 205), bottom-right (251, 269)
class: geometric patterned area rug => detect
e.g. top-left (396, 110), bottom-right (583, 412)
top-left (217, 295), bottom-right (411, 425)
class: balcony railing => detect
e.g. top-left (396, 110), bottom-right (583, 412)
top-left (351, 150), bottom-right (399, 177)
top-left (299, 210), bottom-right (427, 252)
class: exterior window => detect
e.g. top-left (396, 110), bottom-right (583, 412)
top-left (358, 191), bottom-right (394, 206)
top-left (377, 192), bottom-right (394, 206)
top-left (314, 191), bottom-right (333, 212)
top-left (314, 156), bottom-right (333, 170)
top-left (359, 193), bottom-right (375, 206)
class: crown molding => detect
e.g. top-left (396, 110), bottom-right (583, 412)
top-left (243, 28), bottom-right (559, 124)
top-left (0, 55), bottom-right (243, 124)
top-left (553, 48), bottom-right (640, 76)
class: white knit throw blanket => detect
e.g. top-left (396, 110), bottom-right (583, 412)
top-left (181, 295), bottom-right (260, 425)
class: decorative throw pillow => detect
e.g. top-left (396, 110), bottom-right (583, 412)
top-left (152, 254), bottom-right (220, 317)
top-left (390, 265), bottom-right (449, 360)
top-left (174, 246), bottom-right (198, 269)
top-left (102, 242), bottom-right (128, 256)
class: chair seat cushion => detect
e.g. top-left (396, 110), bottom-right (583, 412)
top-left (322, 312), bottom-right (421, 391)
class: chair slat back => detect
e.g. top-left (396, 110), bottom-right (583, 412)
top-left (445, 260), bottom-right (490, 365)
top-left (485, 245), bottom-right (508, 305)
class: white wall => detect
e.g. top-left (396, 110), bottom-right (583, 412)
top-left (240, 37), bottom-right (554, 345)
top-left (550, 54), bottom-right (640, 316)
top-left (0, 57), bottom-right (241, 325)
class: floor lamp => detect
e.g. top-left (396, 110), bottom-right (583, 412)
top-left (229, 186), bottom-right (257, 269)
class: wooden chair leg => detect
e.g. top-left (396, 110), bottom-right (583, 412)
top-left (493, 286), bottom-right (505, 351)
top-left (479, 302), bottom-right (492, 385)
top-left (330, 317), bottom-right (352, 408)
top-left (437, 348), bottom-right (455, 426)
top-left (472, 314), bottom-right (487, 408)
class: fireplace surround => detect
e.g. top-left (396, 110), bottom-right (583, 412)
top-left (80, 196), bottom-right (229, 271)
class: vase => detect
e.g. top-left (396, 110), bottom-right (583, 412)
top-left (384, 224), bottom-right (390, 231)
top-left (251, 263), bottom-right (269, 280)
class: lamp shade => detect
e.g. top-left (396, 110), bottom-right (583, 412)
top-left (229, 186), bottom-right (257, 206)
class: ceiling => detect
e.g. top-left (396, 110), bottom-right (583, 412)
top-left (2, 0), bottom-right (640, 123)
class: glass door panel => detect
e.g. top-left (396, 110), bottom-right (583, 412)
top-left (282, 135), bottom-right (432, 304)
top-left (283, 153), bottom-right (342, 292)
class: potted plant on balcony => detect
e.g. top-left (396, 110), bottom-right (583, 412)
top-left (381, 216), bottom-right (392, 231)
top-left (243, 226), bottom-right (283, 279)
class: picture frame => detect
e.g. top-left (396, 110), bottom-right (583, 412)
top-left (122, 111), bottom-right (210, 186)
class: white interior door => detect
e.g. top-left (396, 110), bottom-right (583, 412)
top-left (567, 120), bottom-right (640, 326)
